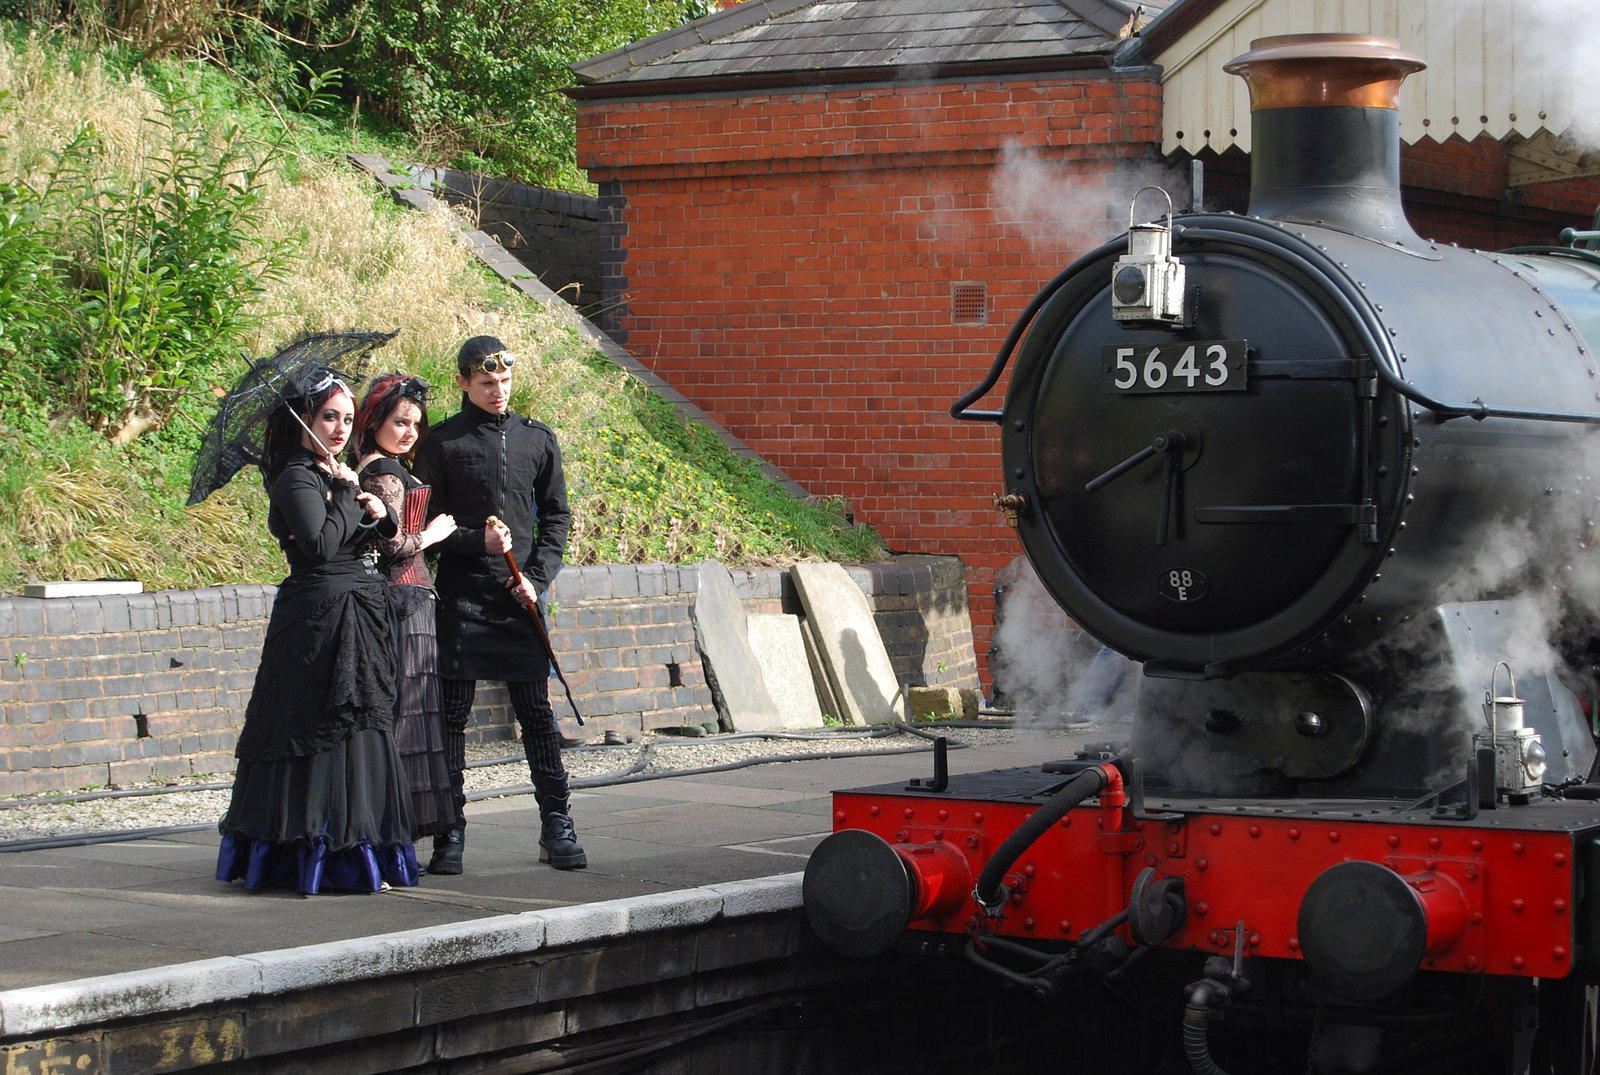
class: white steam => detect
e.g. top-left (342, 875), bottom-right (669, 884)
top-left (988, 142), bottom-right (1193, 259)
top-left (990, 555), bottom-right (1139, 727)
top-left (1429, 0), bottom-right (1600, 152)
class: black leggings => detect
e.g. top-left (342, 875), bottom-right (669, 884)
top-left (440, 676), bottom-right (571, 821)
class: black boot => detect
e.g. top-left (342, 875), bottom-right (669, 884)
top-left (539, 813), bottom-right (587, 870)
top-left (428, 828), bottom-right (465, 875)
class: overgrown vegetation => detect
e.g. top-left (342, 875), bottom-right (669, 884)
top-left (0, 35), bottom-right (887, 592)
top-left (3, 0), bottom-right (714, 188)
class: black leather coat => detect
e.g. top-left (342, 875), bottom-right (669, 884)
top-left (413, 398), bottom-right (570, 681)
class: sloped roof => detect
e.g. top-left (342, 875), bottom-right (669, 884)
top-left (1129, 0), bottom-right (1600, 159)
top-left (569, 0), bottom-right (1173, 95)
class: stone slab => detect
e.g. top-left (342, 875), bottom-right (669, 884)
top-left (22, 581), bottom-right (143, 598)
top-left (908, 685), bottom-right (981, 720)
top-left (790, 563), bottom-right (908, 725)
top-left (746, 614), bottom-right (824, 729)
top-left (798, 615), bottom-right (847, 723)
top-left (688, 560), bottom-right (784, 731)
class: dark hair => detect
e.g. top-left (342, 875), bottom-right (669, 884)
top-left (354, 373), bottom-right (431, 464)
top-left (260, 373), bottom-right (354, 488)
top-left (457, 334), bottom-right (508, 376)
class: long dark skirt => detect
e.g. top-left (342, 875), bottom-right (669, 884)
top-left (393, 587), bottom-right (458, 837)
top-left (216, 728), bottom-right (420, 894)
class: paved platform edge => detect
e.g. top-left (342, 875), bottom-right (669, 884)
top-left (0, 872), bottom-right (805, 1039)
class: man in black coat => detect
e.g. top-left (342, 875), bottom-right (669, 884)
top-left (412, 335), bottom-right (585, 873)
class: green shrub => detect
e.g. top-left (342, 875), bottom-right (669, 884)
top-left (55, 107), bottom-right (298, 440)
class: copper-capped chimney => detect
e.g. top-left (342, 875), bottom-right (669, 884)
top-left (1224, 34), bottom-right (1426, 243)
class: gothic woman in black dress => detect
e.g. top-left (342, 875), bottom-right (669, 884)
top-left (353, 374), bottom-right (461, 840)
top-left (216, 370), bottom-right (421, 894)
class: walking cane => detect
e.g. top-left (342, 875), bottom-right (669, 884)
top-left (486, 516), bottom-right (584, 726)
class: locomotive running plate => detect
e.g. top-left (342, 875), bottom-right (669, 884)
top-left (1100, 339), bottom-right (1248, 393)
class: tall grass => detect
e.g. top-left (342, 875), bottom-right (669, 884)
top-left (0, 35), bottom-right (886, 592)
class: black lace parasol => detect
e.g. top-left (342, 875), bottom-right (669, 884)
top-left (187, 330), bottom-right (398, 506)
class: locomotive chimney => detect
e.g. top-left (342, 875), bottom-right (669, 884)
top-left (1224, 34), bottom-right (1426, 243)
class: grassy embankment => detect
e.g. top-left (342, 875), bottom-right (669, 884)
top-left (0, 35), bottom-right (887, 594)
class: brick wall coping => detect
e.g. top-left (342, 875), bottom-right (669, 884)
top-left (0, 559), bottom-right (966, 637)
top-left (0, 872), bottom-right (802, 1038)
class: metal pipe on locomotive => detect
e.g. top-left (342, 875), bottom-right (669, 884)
top-left (803, 33), bottom-right (1600, 1074)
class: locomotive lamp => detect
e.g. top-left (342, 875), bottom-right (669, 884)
top-left (1473, 663), bottom-right (1546, 798)
top-left (1112, 186), bottom-right (1186, 324)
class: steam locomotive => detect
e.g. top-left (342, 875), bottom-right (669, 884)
top-left (803, 34), bottom-right (1600, 1075)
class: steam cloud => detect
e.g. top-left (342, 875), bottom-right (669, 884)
top-left (989, 142), bottom-right (1193, 257)
top-left (989, 555), bottom-right (1138, 728)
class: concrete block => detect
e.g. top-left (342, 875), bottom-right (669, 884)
top-left (909, 685), bottom-right (979, 720)
top-left (622, 888), bottom-right (723, 933)
top-left (746, 614), bottom-right (824, 729)
top-left (12, 601), bottom-right (43, 636)
top-left (798, 616), bottom-right (846, 724)
top-left (792, 562), bottom-right (908, 725)
top-left (0, 957), bottom-right (261, 1038)
top-left (97, 598), bottom-right (133, 634)
top-left (690, 560), bottom-right (783, 732)
top-left (707, 873), bottom-right (805, 918)
top-left (247, 913), bottom-right (546, 994)
top-left (538, 902), bottom-right (629, 948)
top-left (608, 565), bottom-right (640, 599)
top-left (69, 598), bottom-right (104, 634)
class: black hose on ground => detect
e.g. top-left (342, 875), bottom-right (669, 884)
top-left (0, 782), bottom-right (233, 811)
top-left (1183, 980), bottom-right (1234, 1075)
top-left (974, 765), bottom-right (1108, 912)
top-left (0, 823), bottom-right (216, 854)
top-left (0, 725), bottom-right (988, 851)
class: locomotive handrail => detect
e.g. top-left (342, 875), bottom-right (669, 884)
top-left (1176, 218), bottom-right (1600, 427)
top-left (956, 217), bottom-right (1600, 428)
top-left (1498, 241), bottom-right (1600, 268)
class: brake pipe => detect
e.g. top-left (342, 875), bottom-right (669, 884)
top-left (974, 764), bottom-right (1118, 914)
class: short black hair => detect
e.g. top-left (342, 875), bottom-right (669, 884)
top-left (457, 335), bottom-right (508, 376)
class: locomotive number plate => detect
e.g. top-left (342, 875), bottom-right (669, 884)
top-left (1101, 340), bottom-right (1247, 394)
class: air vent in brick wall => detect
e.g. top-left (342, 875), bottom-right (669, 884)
top-left (952, 282), bottom-right (987, 325)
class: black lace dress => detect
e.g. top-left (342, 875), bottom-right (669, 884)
top-left (359, 455), bottom-right (459, 837)
top-left (215, 449), bottom-right (420, 894)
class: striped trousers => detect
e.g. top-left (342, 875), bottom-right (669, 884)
top-left (439, 676), bottom-right (571, 826)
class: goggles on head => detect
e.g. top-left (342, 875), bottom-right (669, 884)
top-left (469, 351), bottom-right (516, 375)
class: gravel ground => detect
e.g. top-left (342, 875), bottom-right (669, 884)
top-left (0, 721), bottom-right (1067, 845)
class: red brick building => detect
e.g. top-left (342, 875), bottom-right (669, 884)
top-left (571, 1), bottom-right (1180, 684)
top-left (570, 0), bottom-right (1600, 687)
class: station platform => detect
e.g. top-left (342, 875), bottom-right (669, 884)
top-left (0, 730), bottom-right (1081, 1035)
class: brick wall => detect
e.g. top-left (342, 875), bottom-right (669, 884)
top-left (0, 557), bottom-right (976, 796)
top-left (575, 73), bottom-right (1172, 684)
top-left (411, 167), bottom-right (603, 314)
